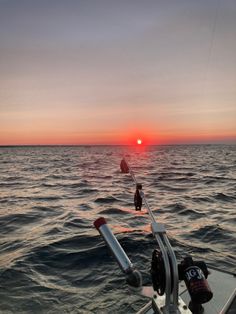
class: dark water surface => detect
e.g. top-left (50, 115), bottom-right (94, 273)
top-left (0, 145), bottom-right (235, 313)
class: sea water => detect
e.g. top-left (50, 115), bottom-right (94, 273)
top-left (0, 145), bottom-right (235, 313)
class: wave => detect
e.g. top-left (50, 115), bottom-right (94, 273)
top-left (99, 207), bottom-right (130, 215)
top-left (94, 196), bottom-right (119, 204)
top-left (188, 224), bottom-right (235, 244)
top-left (214, 192), bottom-right (236, 202)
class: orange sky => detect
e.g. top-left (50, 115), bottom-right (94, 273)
top-left (0, 1), bottom-right (236, 145)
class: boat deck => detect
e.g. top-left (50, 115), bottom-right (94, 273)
top-left (137, 267), bottom-right (236, 314)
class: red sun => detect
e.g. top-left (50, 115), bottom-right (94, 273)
top-left (137, 139), bottom-right (142, 145)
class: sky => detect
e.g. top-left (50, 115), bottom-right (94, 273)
top-left (0, 0), bottom-right (236, 145)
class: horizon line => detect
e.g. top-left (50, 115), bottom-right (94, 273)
top-left (0, 143), bottom-right (235, 148)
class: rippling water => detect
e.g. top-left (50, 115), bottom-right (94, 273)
top-left (0, 145), bottom-right (235, 313)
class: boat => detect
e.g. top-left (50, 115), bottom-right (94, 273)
top-left (94, 158), bottom-right (236, 314)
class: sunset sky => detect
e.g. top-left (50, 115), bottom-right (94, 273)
top-left (0, 0), bottom-right (236, 145)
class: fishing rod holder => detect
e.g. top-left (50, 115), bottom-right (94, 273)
top-left (94, 217), bottom-right (143, 290)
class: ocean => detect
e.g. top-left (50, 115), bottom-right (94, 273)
top-left (0, 145), bottom-right (235, 313)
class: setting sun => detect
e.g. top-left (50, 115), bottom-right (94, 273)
top-left (137, 139), bottom-right (142, 145)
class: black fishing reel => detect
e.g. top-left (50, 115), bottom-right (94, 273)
top-left (151, 252), bottom-right (213, 311)
top-left (150, 249), bottom-right (167, 295)
top-left (134, 183), bottom-right (142, 211)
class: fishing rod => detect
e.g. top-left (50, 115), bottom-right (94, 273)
top-left (120, 157), bottom-right (179, 313)
top-left (94, 157), bottom-right (213, 314)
